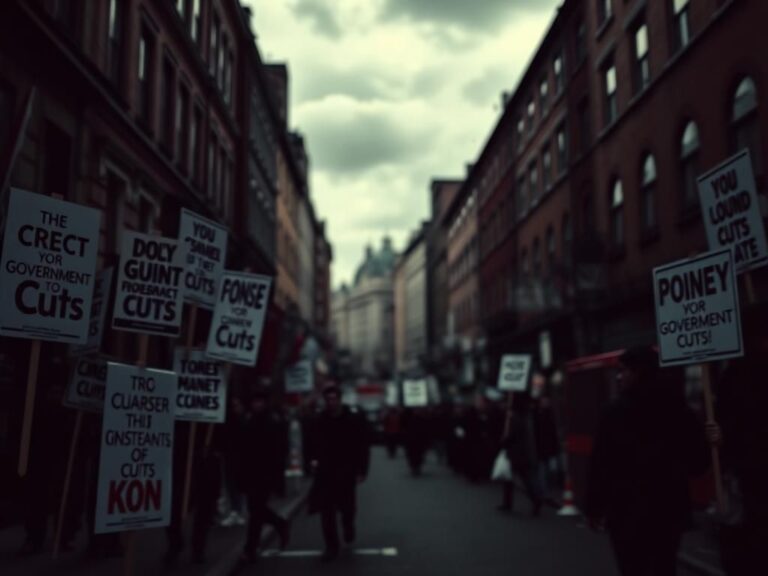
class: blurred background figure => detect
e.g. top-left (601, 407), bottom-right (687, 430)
top-left (219, 396), bottom-right (248, 528)
top-left (402, 408), bottom-right (430, 476)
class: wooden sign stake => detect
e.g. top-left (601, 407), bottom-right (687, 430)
top-left (52, 410), bottom-right (84, 558)
top-left (182, 304), bottom-right (199, 520)
top-left (18, 339), bottom-right (41, 477)
top-left (502, 392), bottom-right (514, 439)
top-left (701, 364), bottom-right (727, 515)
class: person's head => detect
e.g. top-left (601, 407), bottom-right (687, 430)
top-left (618, 345), bottom-right (658, 389)
top-left (322, 384), bottom-right (342, 415)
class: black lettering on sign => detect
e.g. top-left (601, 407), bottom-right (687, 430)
top-left (221, 278), bottom-right (267, 310)
top-left (657, 262), bottom-right (729, 306)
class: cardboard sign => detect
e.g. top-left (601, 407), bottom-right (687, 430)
top-left (697, 150), bottom-right (768, 274)
top-left (94, 363), bottom-right (176, 534)
top-left (173, 349), bottom-right (226, 423)
top-left (206, 271), bottom-right (272, 366)
top-left (72, 268), bottom-right (114, 355)
top-left (0, 188), bottom-right (100, 343)
top-left (285, 359), bottom-right (314, 394)
top-left (386, 381), bottom-right (399, 407)
top-left (112, 232), bottom-right (185, 337)
top-left (403, 379), bottom-right (429, 407)
top-left (64, 356), bottom-right (108, 412)
top-left (653, 249), bottom-right (743, 367)
top-left (497, 354), bottom-right (532, 391)
top-left (179, 209), bottom-right (228, 309)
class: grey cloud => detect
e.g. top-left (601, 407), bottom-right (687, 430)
top-left (302, 113), bottom-right (427, 175)
top-left (291, 0), bottom-right (342, 39)
top-left (462, 66), bottom-right (510, 106)
top-left (297, 66), bottom-right (399, 104)
top-left (380, 0), bottom-right (557, 30)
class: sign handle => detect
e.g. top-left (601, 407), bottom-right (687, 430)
top-left (18, 340), bottom-right (41, 477)
top-left (205, 423), bottom-right (215, 450)
top-left (744, 272), bottom-right (757, 305)
top-left (186, 303), bottom-right (198, 352)
top-left (52, 410), bottom-right (84, 558)
top-left (121, 531), bottom-right (135, 576)
top-left (181, 422), bottom-right (197, 520)
top-left (701, 364), bottom-right (727, 515)
top-left (502, 392), bottom-right (514, 439)
top-left (137, 334), bottom-right (149, 368)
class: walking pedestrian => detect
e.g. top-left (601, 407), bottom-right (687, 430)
top-left (402, 407), bottom-right (430, 476)
top-left (220, 396), bottom-right (247, 527)
top-left (308, 384), bottom-right (370, 562)
top-left (586, 345), bottom-right (709, 576)
top-left (498, 394), bottom-right (543, 516)
top-left (240, 388), bottom-right (290, 564)
top-left (532, 395), bottom-right (562, 504)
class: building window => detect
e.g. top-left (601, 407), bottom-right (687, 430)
top-left (225, 50), bottom-right (234, 106)
top-left (160, 55), bottom-right (175, 155)
top-left (546, 226), bottom-right (556, 272)
top-left (553, 50), bottom-right (565, 94)
top-left (191, 0), bottom-right (202, 44)
top-left (106, 0), bottom-right (124, 87)
top-left (540, 77), bottom-right (549, 116)
top-left (176, 85), bottom-right (189, 172)
top-left (557, 123), bottom-right (568, 175)
top-left (527, 96), bottom-right (536, 134)
top-left (680, 121), bottom-right (701, 211)
top-left (517, 116), bottom-right (525, 151)
top-left (529, 161), bottom-right (539, 206)
top-left (562, 212), bottom-right (572, 265)
top-left (597, 0), bottom-right (613, 27)
top-left (575, 18), bottom-right (587, 64)
top-left (671, 0), bottom-right (691, 53)
top-left (42, 120), bottom-right (73, 200)
top-left (209, 13), bottom-right (220, 78)
top-left (633, 22), bottom-right (650, 94)
top-left (542, 143), bottom-right (553, 191)
top-left (218, 33), bottom-right (227, 91)
top-left (0, 84), bottom-right (15, 161)
top-left (533, 237), bottom-right (542, 277)
top-left (610, 178), bottom-right (624, 248)
top-left (176, 0), bottom-right (185, 16)
top-left (730, 77), bottom-right (763, 180)
top-left (516, 175), bottom-right (528, 220)
top-left (641, 154), bottom-right (658, 234)
top-left (190, 105), bottom-right (202, 184)
top-left (219, 147), bottom-right (227, 211)
top-left (578, 98), bottom-right (591, 154)
top-left (208, 131), bottom-right (218, 199)
top-left (603, 60), bottom-right (618, 126)
top-left (137, 23), bottom-right (155, 129)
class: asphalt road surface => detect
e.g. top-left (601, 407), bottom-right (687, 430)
top-left (234, 447), bottom-right (702, 576)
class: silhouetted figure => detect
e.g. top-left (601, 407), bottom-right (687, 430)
top-left (190, 445), bottom-right (223, 564)
top-left (499, 394), bottom-right (543, 516)
top-left (308, 385), bottom-right (370, 562)
top-left (382, 408), bottom-right (401, 458)
top-left (402, 408), bottom-right (430, 476)
top-left (586, 346), bottom-right (709, 576)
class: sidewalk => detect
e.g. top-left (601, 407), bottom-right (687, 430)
top-left (678, 511), bottom-right (726, 576)
top-left (0, 479), bottom-right (310, 576)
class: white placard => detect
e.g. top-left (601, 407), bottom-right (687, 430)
top-left (386, 381), bottom-right (399, 407)
top-left (697, 150), bottom-right (768, 274)
top-left (653, 249), bottom-right (743, 367)
top-left (0, 188), bottom-right (101, 343)
top-left (112, 232), bottom-right (185, 337)
top-left (173, 349), bottom-right (227, 423)
top-left (95, 363), bottom-right (176, 534)
top-left (179, 209), bottom-right (228, 309)
top-left (403, 379), bottom-right (429, 407)
top-left (206, 271), bottom-right (272, 366)
top-left (64, 356), bottom-right (108, 412)
top-left (72, 267), bottom-right (114, 355)
top-left (285, 359), bottom-right (314, 394)
top-left (497, 354), bottom-right (532, 392)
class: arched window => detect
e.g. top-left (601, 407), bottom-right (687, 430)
top-left (520, 248), bottom-right (529, 278)
top-left (641, 154), bottom-right (658, 234)
top-left (546, 225), bottom-right (556, 271)
top-left (610, 178), bottom-right (624, 248)
top-left (562, 212), bottom-right (572, 265)
top-left (680, 121), bottom-right (700, 210)
top-left (731, 77), bottom-right (763, 180)
top-left (532, 237), bottom-right (542, 276)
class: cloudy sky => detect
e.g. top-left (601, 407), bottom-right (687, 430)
top-left (245, 0), bottom-right (561, 287)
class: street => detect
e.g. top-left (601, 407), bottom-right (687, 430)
top-left (238, 448), bottom-right (699, 576)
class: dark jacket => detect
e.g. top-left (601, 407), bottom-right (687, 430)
top-left (308, 407), bottom-right (370, 511)
top-left (503, 411), bottom-right (535, 472)
top-left (239, 410), bottom-right (286, 498)
top-left (586, 381), bottom-right (709, 533)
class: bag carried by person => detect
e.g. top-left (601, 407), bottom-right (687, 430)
top-left (491, 450), bottom-right (513, 481)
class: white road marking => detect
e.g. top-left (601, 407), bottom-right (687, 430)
top-left (261, 547), bottom-right (399, 558)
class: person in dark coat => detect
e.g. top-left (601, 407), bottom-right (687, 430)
top-left (586, 346), bottom-right (710, 576)
top-left (402, 408), bottom-right (430, 476)
top-left (240, 388), bottom-right (289, 563)
top-left (532, 395), bottom-right (562, 502)
top-left (498, 394), bottom-right (543, 516)
top-left (308, 385), bottom-right (370, 562)
top-left (709, 309), bottom-right (768, 575)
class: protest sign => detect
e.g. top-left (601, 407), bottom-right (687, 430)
top-left (0, 188), bottom-right (100, 344)
top-left (206, 271), bottom-right (272, 366)
top-left (173, 349), bottom-right (226, 423)
top-left (403, 379), bottom-right (429, 407)
top-left (497, 355), bottom-right (532, 391)
top-left (653, 249), bottom-right (743, 367)
top-left (94, 362), bottom-right (176, 534)
top-left (179, 209), bottom-right (228, 309)
top-left (285, 359), bottom-right (314, 393)
top-left (112, 232), bottom-right (185, 337)
top-left (697, 150), bottom-right (768, 274)
top-left (64, 356), bottom-right (108, 412)
top-left (72, 267), bottom-right (114, 355)
top-left (386, 381), bottom-right (399, 407)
